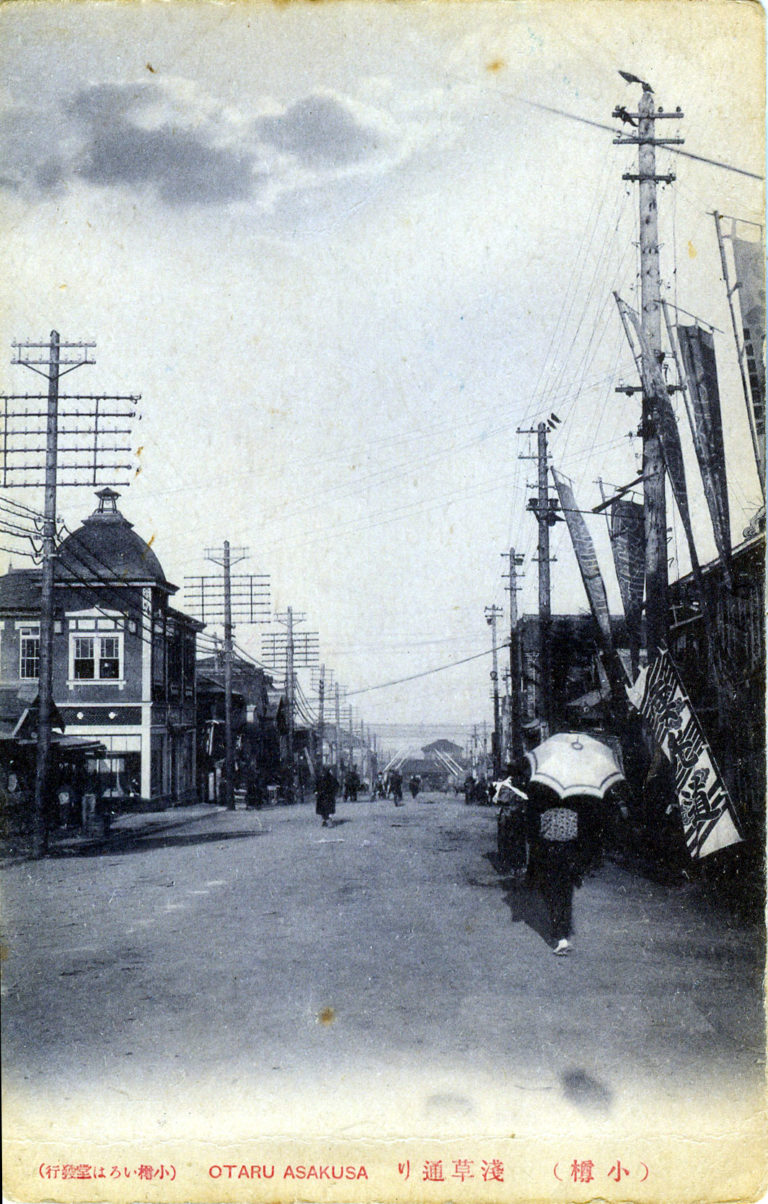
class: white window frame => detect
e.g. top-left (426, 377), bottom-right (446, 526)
top-left (67, 625), bottom-right (125, 687)
top-left (19, 624), bottom-right (40, 680)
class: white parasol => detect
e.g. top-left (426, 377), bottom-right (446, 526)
top-left (525, 732), bottom-right (625, 800)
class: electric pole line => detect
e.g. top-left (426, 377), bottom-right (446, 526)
top-left (316, 663), bottom-right (326, 771)
top-left (502, 546), bottom-right (525, 765)
top-left (519, 421), bottom-right (561, 736)
top-left (185, 556), bottom-right (271, 811)
top-left (484, 604), bottom-right (504, 779)
top-left (6, 332), bottom-right (141, 857)
top-left (266, 610), bottom-right (319, 804)
top-left (200, 543), bottom-right (249, 811)
top-left (334, 682), bottom-right (341, 770)
top-left (614, 82), bottom-right (684, 662)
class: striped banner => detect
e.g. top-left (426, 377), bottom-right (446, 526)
top-left (552, 468), bottom-right (613, 652)
top-left (608, 498), bottom-right (644, 661)
top-left (627, 650), bottom-right (742, 859)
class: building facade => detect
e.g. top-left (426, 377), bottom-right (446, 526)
top-left (0, 489), bottom-right (202, 807)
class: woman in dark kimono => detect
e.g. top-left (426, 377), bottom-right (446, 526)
top-left (527, 783), bottom-right (594, 955)
top-left (316, 767), bottom-right (339, 827)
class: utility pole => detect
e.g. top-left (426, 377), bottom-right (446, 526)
top-left (5, 333), bottom-right (140, 857)
top-left (263, 612), bottom-right (318, 803)
top-left (201, 543), bottom-right (249, 810)
top-left (223, 543), bottom-right (234, 810)
top-left (519, 422), bottom-right (560, 735)
top-left (35, 332), bottom-right (60, 857)
top-left (317, 664), bottom-right (325, 772)
top-left (286, 607), bottom-right (296, 801)
top-left (484, 604), bottom-right (503, 778)
top-left (536, 424), bottom-right (552, 734)
top-left (334, 682), bottom-right (341, 770)
top-left (185, 553), bottom-right (270, 810)
top-left (503, 546), bottom-right (525, 765)
top-left (614, 81), bottom-right (683, 662)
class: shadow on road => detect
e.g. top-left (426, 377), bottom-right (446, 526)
top-left (484, 852), bottom-right (552, 948)
top-left (53, 828), bottom-right (268, 859)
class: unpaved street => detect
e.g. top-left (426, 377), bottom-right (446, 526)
top-left (2, 796), bottom-right (764, 1145)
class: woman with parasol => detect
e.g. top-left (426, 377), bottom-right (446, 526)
top-left (525, 733), bottom-right (625, 955)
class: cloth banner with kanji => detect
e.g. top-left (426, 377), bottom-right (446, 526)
top-left (626, 649), bottom-right (742, 859)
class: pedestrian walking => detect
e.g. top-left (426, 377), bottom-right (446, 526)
top-left (528, 785), bottom-right (586, 955)
top-left (390, 769), bottom-right (403, 805)
top-left (316, 766), bottom-right (339, 827)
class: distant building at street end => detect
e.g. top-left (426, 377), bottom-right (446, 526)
top-left (0, 489), bottom-right (203, 808)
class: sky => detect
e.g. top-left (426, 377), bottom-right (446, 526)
top-left (0, 0), bottom-right (763, 749)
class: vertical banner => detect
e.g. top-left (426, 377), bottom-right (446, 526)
top-left (626, 650), bottom-right (742, 859)
top-left (676, 323), bottom-right (733, 587)
top-left (731, 225), bottom-right (766, 457)
top-left (551, 468), bottom-right (613, 652)
top-left (615, 296), bottom-right (701, 574)
top-left (608, 498), bottom-right (644, 663)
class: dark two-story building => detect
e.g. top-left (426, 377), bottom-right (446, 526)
top-left (0, 489), bottom-right (203, 809)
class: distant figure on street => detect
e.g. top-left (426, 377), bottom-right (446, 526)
top-left (374, 772), bottom-right (386, 799)
top-left (463, 774), bottom-right (475, 805)
top-left (389, 769), bottom-right (404, 805)
top-left (316, 767), bottom-right (339, 827)
top-left (528, 785), bottom-right (586, 955)
top-left (474, 775), bottom-right (490, 805)
top-left (409, 774), bottom-right (421, 799)
top-left (343, 767), bottom-right (360, 802)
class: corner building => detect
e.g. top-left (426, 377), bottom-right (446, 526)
top-left (0, 489), bottom-right (203, 806)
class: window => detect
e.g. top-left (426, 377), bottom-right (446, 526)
top-left (100, 636), bottom-right (120, 679)
top-left (70, 632), bottom-right (123, 682)
top-left (74, 636), bottom-right (95, 679)
top-left (19, 627), bottom-right (40, 679)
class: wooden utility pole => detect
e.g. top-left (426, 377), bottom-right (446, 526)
top-left (334, 682), bottom-right (341, 769)
top-left (222, 543), bottom-right (234, 810)
top-left (185, 551), bottom-right (270, 809)
top-left (34, 333), bottom-right (60, 856)
top-left (484, 604), bottom-right (503, 778)
top-left (286, 606), bottom-right (296, 802)
top-left (264, 611), bottom-right (317, 803)
top-left (519, 423), bottom-right (558, 735)
top-left (615, 82), bottom-right (683, 662)
top-left (202, 543), bottom-right (250, 810)
top-left (317, 664), bottom-right (325, 771)
top-left (8, 332), bottom-right (105, 857)
top-left (504, 546), bottom-right (525, 765)
top-left (536, 423), bottom-right (552, 732)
